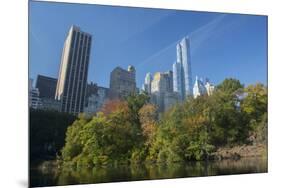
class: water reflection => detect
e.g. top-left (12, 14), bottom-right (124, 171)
top-left (30, 157), bottom-right (267, 187)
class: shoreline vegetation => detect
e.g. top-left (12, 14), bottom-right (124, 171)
top-left (30, 78), bottom-right (267, 171)
top-left (37, 144), bottom-right (267, 172)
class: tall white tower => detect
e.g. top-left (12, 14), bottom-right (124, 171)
top-left (55, 25), bottom-right (92, 115)
top-left (173, 36), bottom-right (193, 100)
top-left (144, 72), bottom-right (153, 94)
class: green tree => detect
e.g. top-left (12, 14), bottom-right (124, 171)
top-left (126, 93), bottom-right (150, 145)
top-left (60, 96), bottom-right (147, 167)
top-left (58, 78), bottom-right (267, 167)
top-left (61, 115), bottom-right (90, 163)
top-left (216, 78), bottom-right (244, 94)
top-left (183, 96), bottom-right (215, 160)
top-left (241, 83), bottom-right (268, 144)
top-left (208, 78), bottom-right (250, 146)
top-left (129, 104), bottom-right (159, 164)
top-left (241, 83), bottom-right (267, 122)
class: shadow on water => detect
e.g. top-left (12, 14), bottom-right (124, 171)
top-left (30, 157), bottom-right (267, 187)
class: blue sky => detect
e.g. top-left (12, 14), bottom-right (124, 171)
top-left (29, 1), bottom-right (267, 88)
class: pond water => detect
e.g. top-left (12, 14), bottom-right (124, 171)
top-left (30, 157), bottom-right (267, 187)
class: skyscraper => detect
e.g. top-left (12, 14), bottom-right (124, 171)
top-left (84, 83), bottom-right (110, 116)
top-left (173, 61), bottom-right (184, 100)
top-left (29, 79), bottom-right (41, 109)
top-left (151, 71), bottom-right (176, 112)
top-left (35, 75), bottom-right (60, 111)
top-left (151, 71), bottom-right (174, 94)
top-left (173, 36), bottom-right (192, 100)
top-left (36, 75), bottom-right (57, 99)
top-left (143, 72), bottom-right (153, 94)
top-left (55, 25), bottom-right (92, 115)
top-left (109, 65), bottom-right (136, 99)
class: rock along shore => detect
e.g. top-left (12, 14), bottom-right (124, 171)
top-left (212, 143), bottom-right (267, 160)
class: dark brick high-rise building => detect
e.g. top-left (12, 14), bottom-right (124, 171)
top-left (35, 75), bottom-right (57, 99)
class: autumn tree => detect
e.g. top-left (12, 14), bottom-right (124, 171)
top-left (241, 83), bottom-right (267, 122)
top-left (100, 99), bottom-right (128, 116)
top-left (126, 93), bottom-right (150, 146)
top-left (59, 79), bottom-right (267, 166)
top-left (241, 83), bottom-right (268, 144)
top-left (138, 104), bottom-right (158, 146)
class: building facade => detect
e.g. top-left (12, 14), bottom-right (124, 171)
top-left (164, 92), bottom-right (179, 111)
top-left (205, 78), bottom-right (215, 96)
top-left (109, 65), bottom-right (136, 99)
top-left (193, 76), bottom-right (207, 98)
top-left (29, 79), bottom-right (41, 109)
top-left (38, 98), bottom-right (61, 111)
top-left (151, 71), bottom-right (174, 94)
top-left (193, 77), bottom-right (216, 99)
top-left (173, 61), bottom-right (184, 100)
top-left (55, 25), bottom-right (92, 115)
top-left (173, 37), bottom-right (192, 100)
top-left (85, 82), bottom-right (98, 106)
top-left (35, 75), bottom-right (57, 99)
top-left (151, 71), bottom-right (177, 112)
top-left (142, 72), bottom-right (153, 94)
top-left (84, 85), bottom-right (109, 116)
top-left (35, 75), bottom-right (60, 111)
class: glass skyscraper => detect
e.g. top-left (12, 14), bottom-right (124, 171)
top-left (173, 61), bottom-right (184, 100)
top-left (55, 25), bottom-right (92, 115)
top-left (173, 36), bottom-right (192, 100)
top-left (144, 72), bottom-right (153, 94)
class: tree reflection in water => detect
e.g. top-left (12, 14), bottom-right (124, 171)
top-left (30, 157), bottom-right (267, 187)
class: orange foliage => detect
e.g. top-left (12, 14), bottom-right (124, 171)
top-left (139, 104), bottom-right (158, 144)
top-left (100, 99), bottom-right (129, 116)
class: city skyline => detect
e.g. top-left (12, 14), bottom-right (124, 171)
top-left (30, 1), bottom-right (267, 89)
top-left (28, 3), bottom-right (268, 186)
